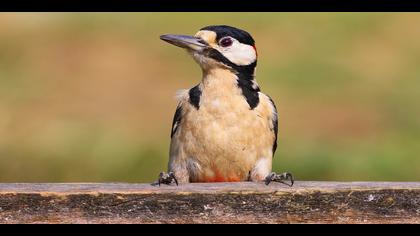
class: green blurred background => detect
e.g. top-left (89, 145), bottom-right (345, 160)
top-left (0, 13), bottom-right (419, 182)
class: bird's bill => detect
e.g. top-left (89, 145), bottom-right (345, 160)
top-left (160, 34), bottom-right (208, 51)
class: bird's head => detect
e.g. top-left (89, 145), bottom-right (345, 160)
top-left (160, 25), bottom-right (257, 75)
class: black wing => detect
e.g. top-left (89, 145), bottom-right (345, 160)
top-left (267, 96), bottom-right (278, 156)
top-left (170, 105), bottom-right (183, 138)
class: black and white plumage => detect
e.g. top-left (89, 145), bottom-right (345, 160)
top-left (159, 25), bottom-right (292, 185)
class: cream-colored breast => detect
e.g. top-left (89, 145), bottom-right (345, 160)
top-left (175, 69), bottom-right (275, 182)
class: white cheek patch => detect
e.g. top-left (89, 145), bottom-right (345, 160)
top-left (219, 41), bottom-right (257, 66)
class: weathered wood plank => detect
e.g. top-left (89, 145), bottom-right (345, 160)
top-left (0, 182), bottom-right (419, 224)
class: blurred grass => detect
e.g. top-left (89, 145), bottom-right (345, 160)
top-left (0, 13), bottom-right (419, 182)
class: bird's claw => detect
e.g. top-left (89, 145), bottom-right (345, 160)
top-left (156, 172), bottom-right (178, 186)
top-left (264, 172), bottom-right (294, 187)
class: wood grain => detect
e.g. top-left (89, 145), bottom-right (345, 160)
top-left (0, 182), bottom-right (419, 224)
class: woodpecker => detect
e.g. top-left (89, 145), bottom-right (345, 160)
top-left (158, 25), bottom-right (293, 186)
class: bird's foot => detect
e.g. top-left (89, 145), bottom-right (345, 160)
top-left (152, 172), bottom-right (178, 186)
top-left (264, 172), bottom-right (294, 187)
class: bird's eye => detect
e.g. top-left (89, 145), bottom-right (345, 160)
top-left (219, 37), bottom-right (233, 47)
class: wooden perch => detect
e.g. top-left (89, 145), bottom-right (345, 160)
top-left (0, 182), bottom-right (419, 224)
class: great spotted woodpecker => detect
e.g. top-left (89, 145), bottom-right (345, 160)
top-left (158, 25), bottom-right (293, 186)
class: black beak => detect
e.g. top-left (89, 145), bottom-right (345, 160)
top-left (160, 34), bottom-right (208, 52)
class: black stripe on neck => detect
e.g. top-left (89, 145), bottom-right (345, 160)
top-left (237, 74), bottom-right (260, 109)
top-left (207, 49), bottom-right (257, 75)
top-left (206, 48), bottom-right (260, 109)
top-left (207, 49), bottom-right (260, 110)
